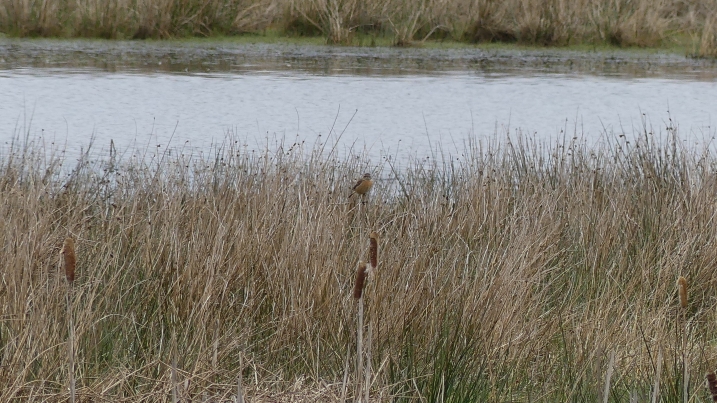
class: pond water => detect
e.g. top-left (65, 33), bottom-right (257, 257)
top-left (2, 39), bottom-right (717, 163)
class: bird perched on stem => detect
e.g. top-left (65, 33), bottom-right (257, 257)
top-left (349, 173), bottom-right (373, 199)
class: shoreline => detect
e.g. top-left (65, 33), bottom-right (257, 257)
top-left (3, 36), bottom-right (717, 78)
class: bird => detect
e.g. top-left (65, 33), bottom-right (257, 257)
top-left (348, 173), bottom-right (373, 199)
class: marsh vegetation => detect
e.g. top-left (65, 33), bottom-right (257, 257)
top-left (1, 127), bottom-right (717, 401)
top-left (3, 0), bottom-right (717, 56)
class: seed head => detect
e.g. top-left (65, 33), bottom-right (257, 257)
top-left (353, 262), bottom-right (367, 300)
top-left (62, 237), bottom-right (76, 284)
top-left (678, 276), bottom-right (688, 309)
top-left (706, 371), bottom-right (717, 401)
top-left (369, 232), bottom-right (379, 270)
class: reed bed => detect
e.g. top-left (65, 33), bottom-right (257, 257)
top-left (2, 128), bottom-right (717, 402)
top-left (2, 0), bottom-right (717, 54)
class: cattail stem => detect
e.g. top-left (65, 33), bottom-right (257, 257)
top-left (683, 316), bottom-right (689, 403)
top-left (62, 237), bottom-right (76, 403)
top-left (678, 276), bottom-right (689, 403)
top-left (357, 297), bottom-right (364, 402)
top-left (67, 291), bottom-right (75, 403)
top-left (683, 362), bottom-right (690, 403)
top-left (353, 262), bottom-right (368, 402)
top-left (171, 330), bottom-right (178, 403)
top-left (602, 350), bottom-right (615, 403)
top-left (651, 348), bottom-right (662, 403)
top-left (237, 354), bottom-right (244, 403)
top-left (363, 325), bottom-right (372, 403)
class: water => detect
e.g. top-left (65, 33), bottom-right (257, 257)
top-left (3, 39), bottom-right (717, 162)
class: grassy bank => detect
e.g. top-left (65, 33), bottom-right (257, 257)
top-left (2, 129), bottom-right (717, 401)
top-left (2, 0), bottom-right (717, 56)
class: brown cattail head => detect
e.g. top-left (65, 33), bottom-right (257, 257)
top-left (706, 371), bottom-right (717, 401)
top-left (369, 232), bottom-right (379, 270)
top-left (353, 262), bottom-right (368, 300)
top-left (678, 276), bottom-right (688, 309)
top-left (62, 237), bottom-right (76, 284)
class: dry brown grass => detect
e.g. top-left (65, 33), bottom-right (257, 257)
top-left (2, 130), bottom-right (717, 400)
top-left (697, 13), bottom-right (717, 57)
top-left (0, 0), bottom-right (280, 38)
top-left (2, 0), bottom-right (717, 51)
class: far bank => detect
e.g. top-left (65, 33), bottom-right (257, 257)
top-left (3, 0), bottom-right (717, 57)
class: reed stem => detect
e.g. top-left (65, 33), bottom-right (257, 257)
top-left (354, 261), bottom-right (368, 402)
top-left (651, 349), bottom-right (662, 403)
top-left (363, 325), bottom-right (372, 403)
top-left (357, 297), bottom-right (363, 402)
top-left (237, 355), bottom-right (244, 403)
top-left (678, 276), bottom-right (689, 403)
top-left (171, 335), bottom-right (178, 403)
top-left (602, 350), bottom-right (615, 403)
top-left (67, 290), bottom-right (75, 403)
top-left (61, 237), bottom-right (76, 403)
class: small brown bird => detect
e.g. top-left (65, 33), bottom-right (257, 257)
top-left (348, 173), bottom-right (373, 198)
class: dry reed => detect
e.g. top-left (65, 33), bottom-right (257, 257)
top-left (60, 237), bottom-right (77, 403)
top-left (652, 349), bottom-right (663, 403)
top-left (4, 130), bottom-right (717, 400)
top-left (354, 261), bottom-right (368, 402)
top-left (2, 0), bottom-right (717, 53)
top-left (171, 349), bottom-right (179, 403)
top-left (601, 350), bottom-right (615, 403)
top-left (236, 355), bottom-right (244, 403)
top-left (678, 275), bottom-right (689, 403)
top-left (697, 15), bottom-right (717, 58)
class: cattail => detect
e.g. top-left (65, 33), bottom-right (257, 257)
top-left (678, 276), bottom-right (688, 309)
top-left (62, 237), bottom-right (77, 403)
top-left (62, 237), bottom-right (76, 284)
top-left (707, 372), bottom-right (717, 401)
top-left (369, 232), bottom-right (379, 270)
top-left (353, 262), bottom-right (367, 299)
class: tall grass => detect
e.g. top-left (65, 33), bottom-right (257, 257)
top-left (2, 128), bottom-right (717, 401)
top-left (2, 0), bottom-right (717, 52)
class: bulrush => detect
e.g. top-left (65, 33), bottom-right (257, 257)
top-left (678, 276), bottom-right (688, 309)
top-left (354, 262), bottom-right (368, 300)
top-left (62, 237), bottom-right (76, 284)
top-left (707, 372), bottom-right (717, 401)
top-left (369, 232), bottom-right (379, 271)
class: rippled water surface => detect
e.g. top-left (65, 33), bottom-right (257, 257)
top-left (3, 39), bottom-right (717, 161)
